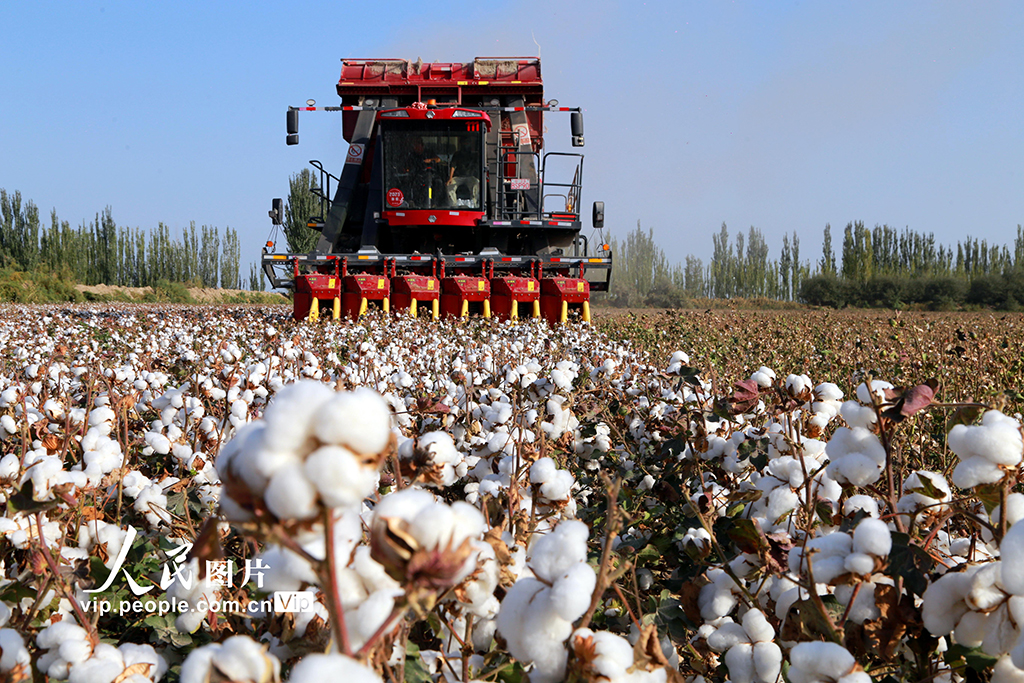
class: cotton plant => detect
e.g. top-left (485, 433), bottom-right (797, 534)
top-left (788, 518), bottom-right (892, 586)
top-left (496, 520), bottom-right (596, 683)
top-left (947, 410), bottom-right (1023, 489)
top-left (178, 635), bottom-right (280, 683)
top-left (2, 305), bottom-right (1022, 682)
top-left (704, 609), bottom-right (782, 683)
top-left (215, 382), bottom-right (392, 522)
top-left (787, 642), bottom-right (870, 683)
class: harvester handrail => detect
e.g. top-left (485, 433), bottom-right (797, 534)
top-left (290, 104), bottom-right (581, 113)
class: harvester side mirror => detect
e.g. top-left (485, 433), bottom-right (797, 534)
top-left (571, 111), bottom-right (584, 147)
top-left (592, 201), bottom-right (604, 229)
top-left (286, 109), bottom-right (299, 145)
top-left (270, 198), bottom-right (284, 225)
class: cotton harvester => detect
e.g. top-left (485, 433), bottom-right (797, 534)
top-left (261, 57), bottom-right (612, 324)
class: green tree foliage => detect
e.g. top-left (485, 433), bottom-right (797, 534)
top-left (0, 188), bottom-right (255, 290)
top-left (284, 169), bottom-right (323, 254)
top-left (608, 222), bottom-right (685, 307)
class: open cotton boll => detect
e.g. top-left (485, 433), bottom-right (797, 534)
top-left (264, 467), bottom-right (319, 520)
top-left (839, 400), bottom-right (877, 430)
top-left (750, 366), bottom-right (775, 388)
top-left (922, 571), bottom-right (974, 636)
top-left (547, 561), bottom-right (597, 622)
top-left (742, 608), bottom-right (775, 643)
top-left (952, 456), bottom-right (1007, 490)
top-left (949, 411), bottom-right (1024, 467)
top-left (0, 628), bottom-right (29, 675)
top-left (287, 653), bottom-right (382, 683)
top-left (667, 351), bottom-right (691, 374)
top-left (843, 495), bottom-right (880, 518)
top-left (312, 387), bottom-right (392, 456)
top-left (815, 382), bottom-right (844, 402)
top-left (570, 628), bottom-right (637, 682)
top-left (698, 568), bottom-right (743, 621)
top-left (706, 620), bottom-right (748, 652)
top-left (856, 380), bottom-right (894, 405)
top-left (1001, 522), bottom-right (1024, 595)
top-left (528, 520), bottom-right (589, 584)
top-left (260, 380), bottom-right (334, 452)
top-left (167, 559), bottom-right (220, 634)
top-left (785, 373), bottom-right (812, 397)
top-left (303, 445), bottom-right (379, 508)
top-left (788, 642), bottom-right (867, 683)
top-left (898, 471), bottom-right (952, 521)
top-left (36, 621), bottom-right (92, 678)
top-left (496, 579), bottom-right (561, 683)
top-left (825, 427), bottom-right (886, 487)
top-left (398, 431), bottom-right (464, 488)
top-left (370, 488), bottom-right (485, 589)
top-left (949, 411), bottom-right (1024, 488)
top-left (852, 517), bottom-right (892, 557)
top-left (992, 494), bottom-right (1024, 533)
top-left (993, 655), bottom-right (1024, 683)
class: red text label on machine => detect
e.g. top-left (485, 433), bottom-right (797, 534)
top-left (509, 178), bottom-right (531, 190)
top-left (386, 188), bottom-right (404, 207)
top-left (346, 144), bottom-right (364, 164)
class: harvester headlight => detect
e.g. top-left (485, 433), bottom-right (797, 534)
top-left (380, 110), bottom-right (410, 118)
top-left (306, 99), bottom-right (316, 106)
top-left (451, 109), bottom-right (482, 118)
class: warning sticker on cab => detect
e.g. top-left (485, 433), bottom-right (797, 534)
top-left (346, 144), bottom-right (364, 164)
top-left (509, 178), bottom-right (531, 191)
top-left (386, 188), bottom-right (404, 208)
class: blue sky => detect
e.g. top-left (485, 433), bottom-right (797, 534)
top-left (2, 0), bottom-right (1022, 275)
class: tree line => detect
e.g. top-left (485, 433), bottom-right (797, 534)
top-left (0, 189), bottom-right (262, 290)
top-left (607, 220), bottom-right (1024, 310)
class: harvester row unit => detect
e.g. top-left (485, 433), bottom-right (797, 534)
top-left (261, 57), bottom-right (612, 324)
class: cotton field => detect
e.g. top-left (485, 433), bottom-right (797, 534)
top-left (0, 303), bottom-right (1022, 683)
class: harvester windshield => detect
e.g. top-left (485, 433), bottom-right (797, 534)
top-left (382, 123), bottom-right (484, 211)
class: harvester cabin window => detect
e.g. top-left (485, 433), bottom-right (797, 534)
top-left (384, 128), bottom-right (482, 211)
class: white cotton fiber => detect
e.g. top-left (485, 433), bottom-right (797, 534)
top-left (547, 561), bottom-right (596, 622)
top-left (922, 571), bottom-right (972, 636)
top-left (853, 518), bottom-right (892, 557)
top-left (288, 653), bottom-right (383, 683)
top-left (706, 621), bottom-right (747, 652)
top-left (0, 629), bottom-right (29, 673)
top-left (304, 445), bottom-right (377, 508)
top-left (788, 641), bottom-right (857, 683)
top-left (1002, 522), bottom-right (1024, 595)
top-left (528, 520), bottom-right (589, 583)
top-left (742, 609), bottom-right (775, 644)
top-left (313, 387), bottom-right (392, 455)
top-left (752, 641), bottom-right (783, 683)
top-left (264, 467), bottom-right (318, 520)
top-left (260, 380), bottom-right (333, 451)
top-left (725, 642), bottom-right (756, 683)
top-left (844, 553), bottom-right (876, 576)
top-left (843, 495), bottom-right (880, 518)
top-left (953, 457), bottom-right (1006, 490)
